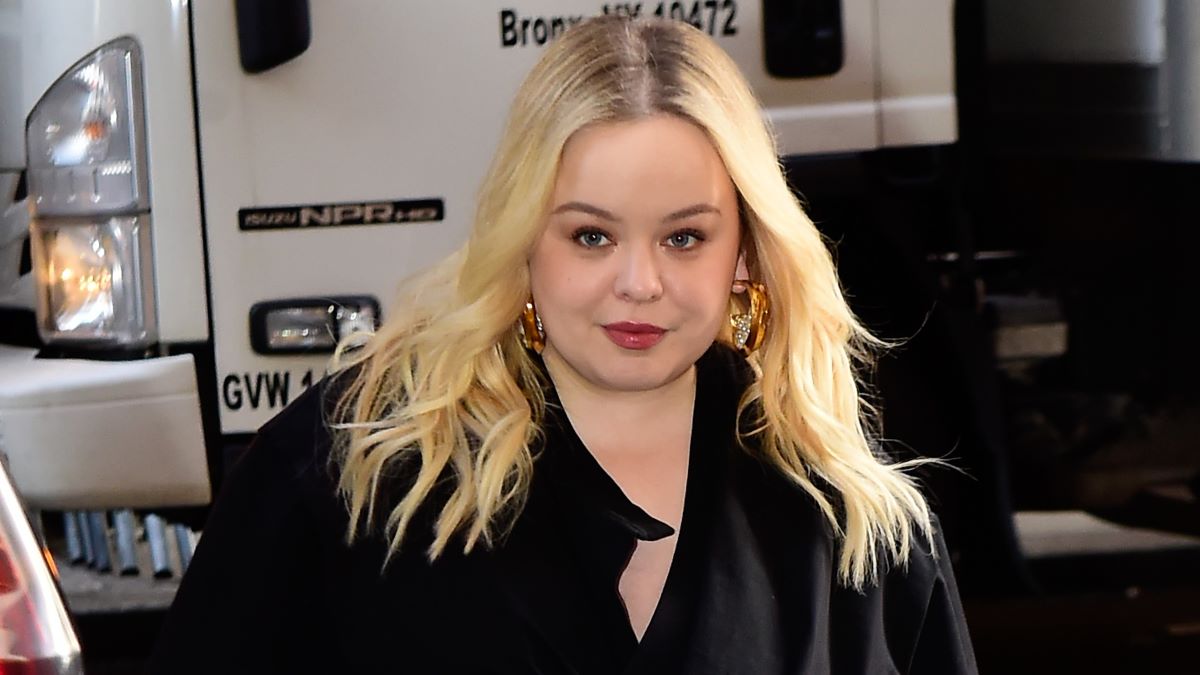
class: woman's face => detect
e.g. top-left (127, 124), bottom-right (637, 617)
top-left (529, 114), bottom-right (742, 394)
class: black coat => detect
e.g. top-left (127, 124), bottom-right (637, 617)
top-left (149, 345), bottom-right (979, 674)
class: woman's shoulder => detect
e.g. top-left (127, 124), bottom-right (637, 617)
top-left (833, 512), bottom-right (978, 673)
top-left (735, 441), bottom-right (952, 591)
top-left (233, 366), bottom-right (357, 493)
top-left (256, 368), bottom-right (344, 436)
top-left (149, 370), bottom-right (359, 672)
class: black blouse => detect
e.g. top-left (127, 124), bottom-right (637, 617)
top-left (149, 345), bottom-right (979, 674)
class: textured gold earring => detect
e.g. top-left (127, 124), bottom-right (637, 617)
top-left (518, 299), bottom-right (545, 353)
top-left (730, 282), bottom-right (768, 356)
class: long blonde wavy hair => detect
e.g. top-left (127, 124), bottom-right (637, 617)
top-left (332, 15), bottom-right (939, 590)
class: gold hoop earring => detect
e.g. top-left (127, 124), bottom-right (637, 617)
top-left (518, 299), bottom-right (545, 353)
top-left (730, 282), bottom-right (768, 356)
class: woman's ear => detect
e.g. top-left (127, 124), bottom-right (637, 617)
top-left (732, 251), bottom-right (750, 293)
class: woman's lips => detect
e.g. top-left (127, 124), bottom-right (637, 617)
top-left (602, 322), bottom-right (667, 350)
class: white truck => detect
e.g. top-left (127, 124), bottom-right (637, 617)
top-left (0, 0), bottom-right (954, 516)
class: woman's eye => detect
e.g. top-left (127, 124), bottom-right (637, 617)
top-left (665, 230), bottom-right (703, 249)
top-left (573, 229), bottom-right (612, 248)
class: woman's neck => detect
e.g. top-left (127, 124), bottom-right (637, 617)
top-left (541, 349), bottom-right (697, 458)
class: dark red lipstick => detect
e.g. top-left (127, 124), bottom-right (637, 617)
top-left (602, 322), bottom-right (667, 350)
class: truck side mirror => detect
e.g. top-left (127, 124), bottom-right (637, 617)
top-left (236, 0), bottom-right (312, 74)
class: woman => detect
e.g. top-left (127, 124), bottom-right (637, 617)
top-left (151, 16), bottom-right (978, 674)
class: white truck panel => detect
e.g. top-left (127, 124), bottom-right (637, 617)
top-left (877, 0), bottom-right (957, 147)
top-left (722, 0), bottom-right (880, 154)
top-left (0, 345), bottom-right (210, 509)
top-left (0, 1), bottom-right (25, 170)
top-left (15, 0), bottom-right (209, 343)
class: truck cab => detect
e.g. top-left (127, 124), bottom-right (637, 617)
top-left (0, 0), bottom-right (955, 513)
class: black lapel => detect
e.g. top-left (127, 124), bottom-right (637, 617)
top-left (490, 473), bottom-right (614, 675)
top-left (680, 453), bottom-right (836, 674)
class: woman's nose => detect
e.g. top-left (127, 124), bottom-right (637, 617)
top-left (613, 244), bottom-right (663, 302)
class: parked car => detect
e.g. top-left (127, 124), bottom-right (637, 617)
top-left (0, 456), bottom-right (82, 674)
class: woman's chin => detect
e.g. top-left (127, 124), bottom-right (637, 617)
top-left (580, 356), bottom-right (696, 394)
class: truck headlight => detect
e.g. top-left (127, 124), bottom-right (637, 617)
top-left (30, 216), bottom-right (156, 346)
top-left (25, 37), bottom-right (155, 348)
top-left (25, 37), bottom-right (149, 217)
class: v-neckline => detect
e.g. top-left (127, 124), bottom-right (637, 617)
top-left (623, 418), bottom-right (693, 644)
top-left (625, 361), bottom-right (715, 652)
top-left (519, 345), bottom-right (734, 672)
top-left (553, 395), bottom-right (699, 645)
top-left (546, 353), bottom-right (719, 650)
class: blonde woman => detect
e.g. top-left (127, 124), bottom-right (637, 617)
top-left (152, 16), bottom-right (978, 675)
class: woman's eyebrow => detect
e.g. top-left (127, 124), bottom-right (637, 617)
top-left (550, 201), bottom-right (621, 221)
top-left (663, 203), bottom-right (721, 222)
top-left (549, 201), bottom-right (721, 223)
